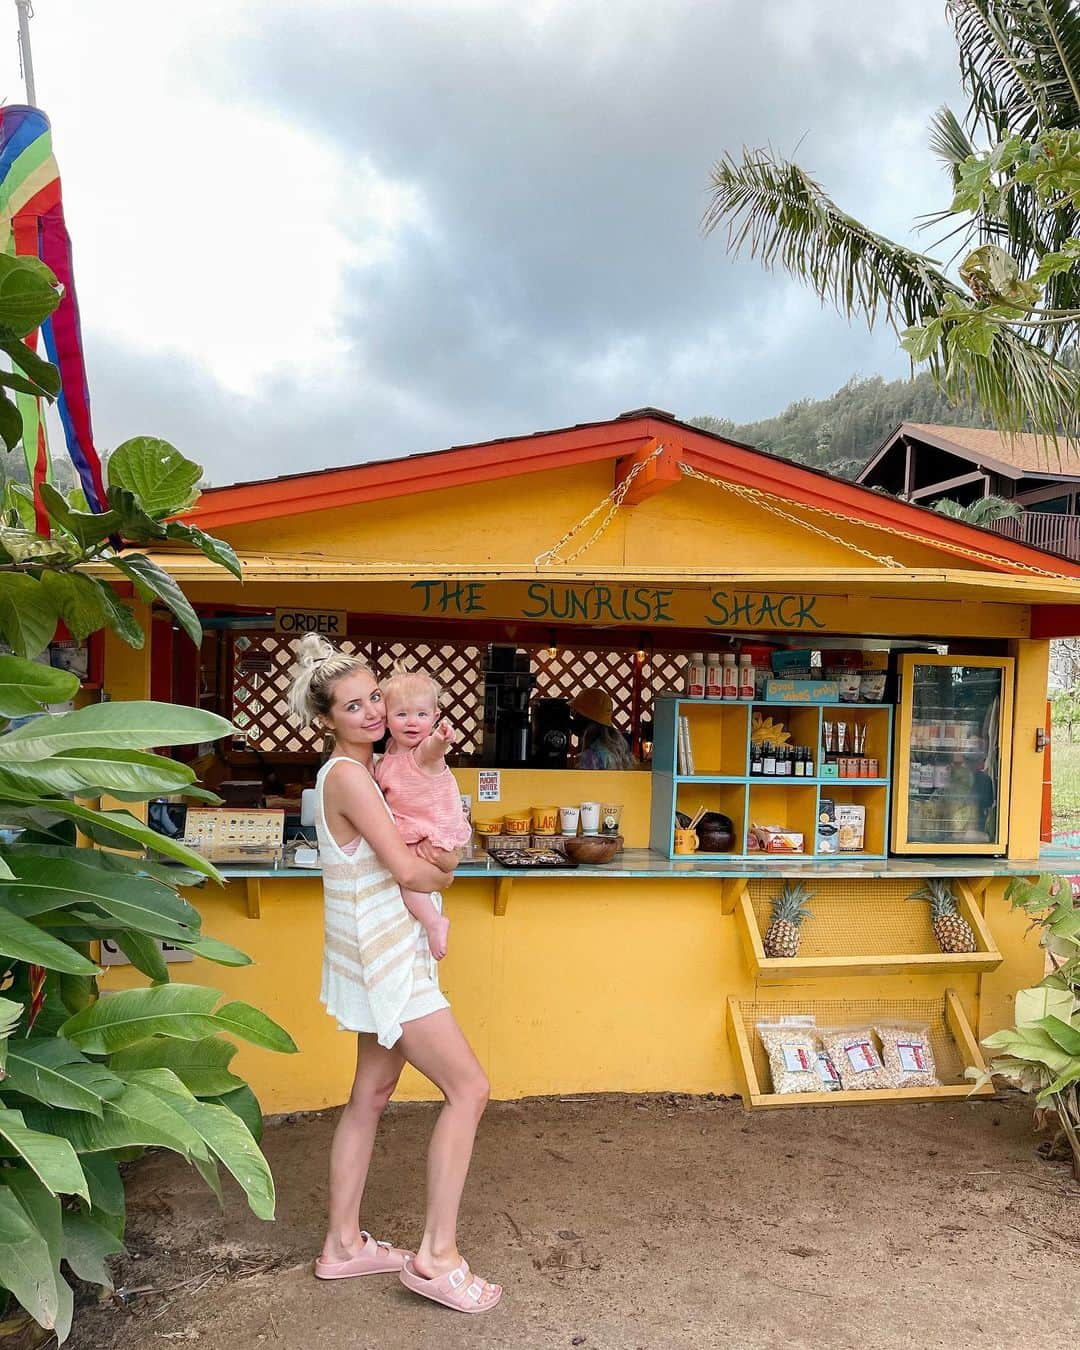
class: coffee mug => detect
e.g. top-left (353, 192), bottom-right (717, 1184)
top-left (580, 801), bottom-right (601, 834)
top-left (559, 805), bottom-right (580, 835)
top-left (674, 828), bottom-right (698, 855)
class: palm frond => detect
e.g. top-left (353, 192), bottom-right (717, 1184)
top-left (702, 147), bottom-right (1080, 442)
top-left (929, 105), bottom-right (978, 181)
top-left (933, 493), bottom-right (1025, 524)
top-left (948, 0), bottom-right (1080, 135)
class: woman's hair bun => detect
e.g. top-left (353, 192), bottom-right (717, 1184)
top-left (294, 634), bottom-right (335, 670)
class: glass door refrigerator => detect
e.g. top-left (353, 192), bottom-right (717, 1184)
top-left (892, 654), bottom-right (1014, 854)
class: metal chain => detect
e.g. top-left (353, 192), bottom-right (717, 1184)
top-left (534, 441), bottom-right (668, 568)
top-left (678, 462), bottom-right (1075, 581)
top-left (677, 463), bottom-right (905, 568)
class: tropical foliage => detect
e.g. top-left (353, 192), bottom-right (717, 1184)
top-left (0, 256), bottom-right (296, 1341)
top-left (967, 871), bottom-right (1080, 1180)
top-left (931, 493), bottom-right (1023, 524)
top-left (703, 0), bottom-right (1080, 447)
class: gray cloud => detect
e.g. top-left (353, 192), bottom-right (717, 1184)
top-left (90, 1), bottom-right (968, 483)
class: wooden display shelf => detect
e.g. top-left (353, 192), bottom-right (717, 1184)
top-left (732, 878), bottom-right (1001, 979)
top-left (727, 989), bottom-right (994, 1109)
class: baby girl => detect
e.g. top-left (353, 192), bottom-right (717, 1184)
top-left (374, 665), bottom-right (471, 961)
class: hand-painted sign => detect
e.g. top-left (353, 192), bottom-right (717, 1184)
top-left (274, 609), bottom-right (347, 636)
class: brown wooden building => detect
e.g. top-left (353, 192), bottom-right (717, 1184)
top-left (857, 422), bottom-right (1080, 561)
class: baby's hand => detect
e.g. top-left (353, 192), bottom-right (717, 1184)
top-left (430, 719), bottom-right (457, 751)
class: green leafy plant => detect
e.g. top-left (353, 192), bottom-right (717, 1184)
top-left (0, 261), bottom-right (295, 1341)
top-left (931, 494), bottom-right (1024, 525)
top-left (966, 872), bottom-right (1080, 1180)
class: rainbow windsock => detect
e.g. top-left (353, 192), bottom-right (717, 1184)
top-left (0, 105), bottom-right (107, 528)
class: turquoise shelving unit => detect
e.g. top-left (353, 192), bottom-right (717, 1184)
top-left (649, 696), bottom-right (894, 861)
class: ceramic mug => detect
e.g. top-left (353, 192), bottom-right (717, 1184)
top-left (580, 801), bottom-right (601, 834)
top-left (559, 805), bottom-right (580, 835)
top-left (674, 828), bottom-right (699, 855)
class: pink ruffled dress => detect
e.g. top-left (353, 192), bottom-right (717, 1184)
top-left (374, 747), bottom-right (472, 853)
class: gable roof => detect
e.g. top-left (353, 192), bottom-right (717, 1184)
top-left (860, 422), bottom-right (1080, 484)
top-left (186, 409), bottom-right (1080, 579)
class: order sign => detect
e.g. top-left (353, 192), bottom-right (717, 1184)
top-left (274, 609), bottom-right (347, 636)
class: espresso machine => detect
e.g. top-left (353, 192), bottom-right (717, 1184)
top-left (481, 645), bottom-right (535, 767)
top-left (531, 698), bottom-right (573, 769)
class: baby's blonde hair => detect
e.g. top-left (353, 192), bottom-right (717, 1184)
top-left (380, 659), bottom-right (442, 711)
top-left (287, 635), bottom-right (376, 727)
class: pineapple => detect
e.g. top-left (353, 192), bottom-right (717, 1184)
top-left (762, 882), bottom-right (814, 958)
top-left (909, 879), bottom-right (976, 953)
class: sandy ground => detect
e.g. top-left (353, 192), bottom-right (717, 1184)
top-left (65, 1092), bottom-right (1080, 1350)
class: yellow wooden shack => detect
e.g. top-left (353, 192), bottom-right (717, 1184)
top-left (95, 410), bottom-right (1080, 1113)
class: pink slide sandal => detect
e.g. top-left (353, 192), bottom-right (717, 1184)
top-left (399, 1256), bottom-right (502, 1313)
top-left (315, 1231), bottom-right (413, 1280)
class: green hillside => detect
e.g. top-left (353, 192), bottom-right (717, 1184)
top-left (692, 373), bottom-right (997, 480)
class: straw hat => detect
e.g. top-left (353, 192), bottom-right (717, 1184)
top-left (570, 688), bottom-right (615, 727)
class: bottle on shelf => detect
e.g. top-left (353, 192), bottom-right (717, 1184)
top-left (686, 652), bottom-right (706, 698)
top-left (721, 652), bottom-right (738, 700)
top-left (737, 653), bottom-right (754, 700)
top-left (705, 653), bottom-right (722, 699)
top-left (762, 740), bottom-right (776, 776)
top-left (750, 741), bottom-right (763, 776)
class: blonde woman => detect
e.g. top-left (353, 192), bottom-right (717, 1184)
top-left (289, 636), bottom-right (501, 1314)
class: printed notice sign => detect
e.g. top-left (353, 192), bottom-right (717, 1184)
top-left (100, 938), bottom-right (193, 967)
top-left (477, 771), bottom-right (501, 803)
top-left (274, 609), bottom-right (347, 636)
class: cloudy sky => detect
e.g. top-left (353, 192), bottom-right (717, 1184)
top-left (3, 1), bottom-right (967, 485)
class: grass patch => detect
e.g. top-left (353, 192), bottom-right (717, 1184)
top-left (1052, 737), bottom-right (1080, 835)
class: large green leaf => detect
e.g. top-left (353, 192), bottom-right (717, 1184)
top-left (106, 486), bottom-right (168, 541)
top-left (107, 438), bottom-right (202, 517)
top-left (0, 909), bottom-right (98, 974)
top-left (110, 1036), bottom-right (243, 1097)
top-left (164, 521), bottom-right (242, 580)
top-left (36, 572), bottom-right (110, 642)
top-left (38, 483), bottom-right (120, 550)
top-left (78, 1154), bottom-right (124, 1221)
top-left (11, 801), bottom-right (218, 879)
top-left (0, 254), bottom-right (61, 340)
top-left (0, 1110), bottom-right (88, 1201)
top-left (61, 984), bottom-right (296, 1055)
top-left (87, 577), bottom-right (144, 649)
top-left (1015, 986), bottom-right (1074, 1028)
top-left (0, 574), bottom-right (59, 658)
top-left (130, 1070), bottom-right (275, 1220)
top-left (112, 931), bottom-right (170, 983)
top-left (0, 388), bottom-right (22, 452)
top-left (0, 855), bottom-right (201, 941)
top-left (0, 746), bottom-right (197, 800)
top-left (175, 933), bottom-right (252, 967)
top-left (981, 1026), bottom-right (1074, 1074)
top-left (0, 655), bottom-right (78, 718)
top-left (23, 1081), bottom-right (204, 1157)
top-left (0, 339), bottom-right (60, 398)
top-left (0, 700), bottom-right (231, 762)
top-left (5, 1167), bottom-right (72, 1343)
top-left (4, 1039), bottom-right (122, 1116)
top-left (7, 842), bottom-right (207, 890)
top-left (61, 1210), bottom-right (124, 1291)
top-left (109, 554), bottom-right (201, 645)
top-left (0, 1180), bottom-right (59, 1336)
top-left (205, 1084), bottom-right (263, 1143)
top-left (1038, 1014), bottom-right (1080, 1056)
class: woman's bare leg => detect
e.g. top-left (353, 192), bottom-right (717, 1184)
top-left (397, 1008), bottom-right (493, 1282)
top-left (320, 1033), bottom-right (405, 1263)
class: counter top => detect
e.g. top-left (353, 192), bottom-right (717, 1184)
top-left (216, 847), bottom-right (1079, 881)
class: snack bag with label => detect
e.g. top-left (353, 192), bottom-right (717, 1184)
top-left (874, 1022), bottom-right (940, 1088)
top-left (819, 1026), bottom-right (891, 1090)
top-left (757, 1021), bottom-right (820, 1094)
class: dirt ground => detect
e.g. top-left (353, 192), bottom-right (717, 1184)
top-left (65, 1092), bottom-right (1079, 1350)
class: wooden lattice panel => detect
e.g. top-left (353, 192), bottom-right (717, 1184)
top-left (231, 634), bottom-right (695, 756)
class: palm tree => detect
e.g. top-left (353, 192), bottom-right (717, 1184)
top-left (931, 493), bottom-right (1024, 524)
top-left (703, 0), bottom-right (1080, 446)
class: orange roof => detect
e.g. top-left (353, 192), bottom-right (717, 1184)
top-left (186, 409), bottom-right (1080, 579)
top-left (902, 423), bottom-right (1080, 477)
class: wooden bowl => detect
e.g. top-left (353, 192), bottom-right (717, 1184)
top-left (564, 835), bottom-right (619, 865)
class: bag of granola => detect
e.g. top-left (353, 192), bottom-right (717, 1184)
top-left (819, 1026), bottom-right (890, 1090)
top-left (874, 1022), bottom-right (939, 1088)
top-left (756, 1020), bottom-right (820, 1094)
